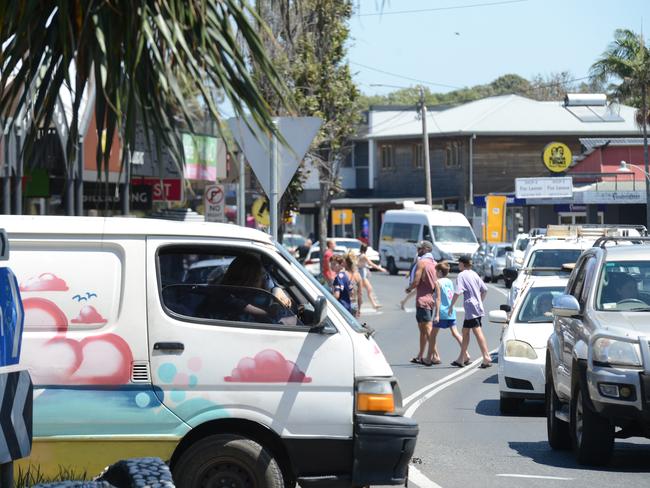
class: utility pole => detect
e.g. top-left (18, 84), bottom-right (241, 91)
top-left (419, 87), bottom-right (432, 206)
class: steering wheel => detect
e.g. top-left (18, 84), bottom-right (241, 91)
top-left (617, 298), bottom-right (645, 305)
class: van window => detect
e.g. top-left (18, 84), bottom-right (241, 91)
top-left (158, 247), bottom-right (316, 328)
top-left (13, 247), bottom-right (122, 331)
top-left (392, 223), bottom-right (419, 242)
top-left (422, 225), bottom-right (432, 242)
top-left (432, 226), bottom-right (477, 243)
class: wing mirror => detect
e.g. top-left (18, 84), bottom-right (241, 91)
top-left (503, 267), bottom-right (518, 281)
top-left (552, 294), bottom-right (581, 317)
top-left (500, 304), bottom-right (511, 313)
top-left (488, 310), bottom-right (508, 324)
top-left (313, 296), bottom-right (328, 326)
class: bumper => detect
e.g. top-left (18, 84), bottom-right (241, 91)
top-left (352, 413), bottom-right (418, 486)
top-left (498, 350), bottom-right (546, 399)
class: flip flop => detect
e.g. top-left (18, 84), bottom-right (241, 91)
top-left (411, 357), bottom-right (423, 364)
top-left (463, 359), bottom-right (472, 366)
top-left (479, 362), bottom-right (492, 369)
top-left (450, 361), bottom-right (464, 368)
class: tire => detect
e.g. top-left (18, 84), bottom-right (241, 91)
top-left (570, 382), bottom-right (615, 465)
top-left (499, 395), bottom-right (523, 415)
top-left (34, 483), bottom-right (114, 488)
top-left (504, 278), bottom-right (512, 289)
top-left (546, 368), bottom-right (570, 450)
top-left (172, 434), bottom-right (284, 488)
top-left (387, 257), bottom-right (399, 275)
top-left (96, 457), bottom-right (175, 488)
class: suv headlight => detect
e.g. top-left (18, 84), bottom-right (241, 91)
top-left (505, 340), bottom-right (537, 359)
top-left (592, 338), bottom-right (642, 367)
top-left (356, 379), bottom-right (395, 413)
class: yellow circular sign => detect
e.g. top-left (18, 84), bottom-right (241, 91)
top-left (542, 142), bottom-right (572, 173)
top-left (252, 197), bottom-right (270, 226)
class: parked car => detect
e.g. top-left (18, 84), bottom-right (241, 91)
top-left (3, 215), bottom-right (417, 484)
top-left (483, 243), bottom-right (513, 283)
top-left (302, 245), bottom-right (347, 276)
top-left (547, 236), bottom-right (650, 465)
top-left (282, 233), bottom-right (306, 254)
top-left (307, 238), bottom-right (380, 271)
top-left (472, 242), bottom-right (490, 280)
top-left (504, 233), bottom-right (530, 288)
top-left (489, 275), bottom-right (568, 414)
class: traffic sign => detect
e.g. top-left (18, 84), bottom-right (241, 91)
top-left (204, 184), bottom-right (226, 222)
top-left (252, 197), bottom-right (270, 226)
top-left (227, 117), bottom-right (322, 199)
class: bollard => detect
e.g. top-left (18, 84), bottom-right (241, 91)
top-left (0, 229), bottom-right (33, 488)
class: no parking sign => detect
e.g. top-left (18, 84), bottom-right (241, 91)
top-left (204, 184), bottom-right (226, 222)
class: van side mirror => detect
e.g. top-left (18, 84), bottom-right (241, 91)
top-left (503, 268), bottom-right (518, 281)
top-left (313, 296), bottom-right (328, 326)
top-left (552, 294), bottom-right (580, 317)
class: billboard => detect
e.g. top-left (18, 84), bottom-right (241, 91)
top-left (183, 133), bottom-right (223, 181)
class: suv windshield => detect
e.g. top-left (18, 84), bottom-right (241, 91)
top-left (597, 260), bottom-right (650, 311)
top-left (516, 238), bottom-right (529, 251)
top-left (432, 226), bottom-right (477, 243)
top-left (528, 249), bottom-right (582, 274)
top-left (517, 286), bottom-right (565, 323)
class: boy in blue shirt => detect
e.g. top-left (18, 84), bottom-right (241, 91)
top-left (430, 261), bottom-right (467, 365)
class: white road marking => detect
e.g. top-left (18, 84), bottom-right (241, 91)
top-left (409, 466), bottom-right (445, 488)
top-left (487, 283), bottom-right (509, 298)
top-left (497, 474), bottom-right (573, 481)
top-left (403, 357), bottom-right (482, 406)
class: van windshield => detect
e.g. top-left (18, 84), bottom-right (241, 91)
top-left (432, 226), bottom-right (477, 243)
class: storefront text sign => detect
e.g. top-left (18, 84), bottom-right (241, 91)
top-left (575, 191), bottom-right (646, 204)
top-left (515, 177), bottom-right (573, 199)
top-left (542, 142), bottom-right (572, 173)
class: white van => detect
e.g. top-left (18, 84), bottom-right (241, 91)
top-left (379, 205), bottom-right (479, 274)
top-left (3, 216), bottom-right (417, 488)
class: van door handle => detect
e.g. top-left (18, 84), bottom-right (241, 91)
top-left (154, 342), bottom-right (185, 352)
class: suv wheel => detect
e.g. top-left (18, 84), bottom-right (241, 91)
top-left (570, 382), bottom-right (614, 465)
top-left (546, 367), bottom-right (570, 449)
top-left (387, 257), bottom-right (399, 275)
top-left (499, 395), bottom-right (523, 415)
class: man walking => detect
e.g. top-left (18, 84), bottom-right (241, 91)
top-left (450, 255), bottom-right (491, 368)
top-left (405, 240), bottom-right (440, 366)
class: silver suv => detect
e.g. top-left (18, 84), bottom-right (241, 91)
top-left (546, 237), bottom-right (650, 465)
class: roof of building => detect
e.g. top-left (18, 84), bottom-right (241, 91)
top-left (579, 137), bottom-right (646, 150)
top-left (367, 94), bottom-right (642, 139)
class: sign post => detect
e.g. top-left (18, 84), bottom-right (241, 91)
top-left (204, 184), bottom-right (226, 222)
top-left (227, 117), bottom-right (322, 241)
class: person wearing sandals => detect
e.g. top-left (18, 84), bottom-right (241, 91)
top-left (449, 255), bottom-right (492, 368)
top-left (430, 261), bottom-right (466, 365)
top-left (406, 240), bottom-right (440, 366)
top-left (357, 244), bottom-right (385, 310)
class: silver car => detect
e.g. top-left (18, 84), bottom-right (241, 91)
top-left (483, 243), bottom-right (512, 283)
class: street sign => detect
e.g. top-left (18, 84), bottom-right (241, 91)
top-left (516, 177), bottom-right (573, 199)
top-left (227, 117), bottom-right (322, 199)
top-left (204, 184), bottom-right (226, 222)
top-left (252, 197), bottom-right (270, 226)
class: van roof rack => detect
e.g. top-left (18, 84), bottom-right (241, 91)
top-left (593, 236), bottom-right (650, 248)
top-left (545, 224), bottom-right (647, 239)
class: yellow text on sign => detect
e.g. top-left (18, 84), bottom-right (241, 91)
top-left (332, 208), bottom-right (353, 225)
top-left (252, 197), bottom-right (270, 226)
top-left (485, 195), bottom-right (507, 243)
top-left (543, 142), bottom-right (572, 173)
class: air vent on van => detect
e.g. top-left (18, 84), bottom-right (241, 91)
top-left (131, 362), bottom-right (151, 383)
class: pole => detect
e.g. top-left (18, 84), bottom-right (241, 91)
top-left (238, 151), bottom-right (246, 226)
top-left (641, 87), bottom-right (650, 231)
top-left (420, 88), bottom-right (432, 206)
top-left (121, 150), bottom-right (131, 216)
top-left (12, 131), bottom-right (22, 215)
top-left (75, 138), bottom-right (84, 215)
top-left (270, 121), bottom-right (279, 241)
top-left (3, 130), bottom-right (11, 214)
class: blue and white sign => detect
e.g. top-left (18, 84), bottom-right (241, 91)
top-left (0, 268), bottom-right (24, 368)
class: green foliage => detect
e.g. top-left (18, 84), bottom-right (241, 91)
top-left (0, 0), bottom-right (291, 176)
top-left (15, 464), bottom-right (89, 487)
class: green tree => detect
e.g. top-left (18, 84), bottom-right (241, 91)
top-left (590, 28), bottom-right (650, 227)
top-left (0, 0), bottom-right (289, 177)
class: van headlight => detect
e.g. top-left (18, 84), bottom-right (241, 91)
top-left (356, 379), bottom-right (395, 414)
top-left (592, 338), bottom-right (642, 367)
top-left (505, 340), bottom-right (537, 359)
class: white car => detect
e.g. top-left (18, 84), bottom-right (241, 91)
top-left (305, 238), bottom-right (380, 275)
top-left (489, 276), bottom-right (568, 414)
top-left (303, 245), bottom-right (347, 276)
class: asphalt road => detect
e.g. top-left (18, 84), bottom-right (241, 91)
top-left (362, 271), bottom-right (650, 488)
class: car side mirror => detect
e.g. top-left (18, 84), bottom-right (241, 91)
top-left (488, 310), bottom-right (508, 324)
top-left (500, 304), bottom-right (511, 313)
top-left (505, 246), bottom-right (513, 252)
top-left (503, 268), bottom-right (518, 281)
top-left (552, 294), bottom-right (581, 317)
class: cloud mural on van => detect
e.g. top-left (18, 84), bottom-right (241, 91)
top-left (20, 273), bottom-right (69, 291)
top-left (225, 349), bottom-right (312, 383)
top-left (71, 305), bottom-right (107, 324)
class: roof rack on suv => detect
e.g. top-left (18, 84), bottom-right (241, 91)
top-left (593, 236), bottom-right (650, 248)
top-left (546, 224), bottom-right (647, 239)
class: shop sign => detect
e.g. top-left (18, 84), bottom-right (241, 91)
top-left (576, 191), bottom-right (646, 204)
top-left (83, 184), bottom-right (152, 210)
top-left (332, 209), bottom-right (353, 225)
top-left (515, 177), bottom-right (573, 199)
top-left (542, 142), bottom-right (572, 173)
top-left (131, 178), bottom-right (183, 201)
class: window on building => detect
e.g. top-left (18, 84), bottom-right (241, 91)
top-left (445, 142), bottom-right (462, 168)
top-left (431, 148), bottom-right (446, 168)
top-left (413, 144), bottom-right (424, 169)
top-left (380, 145), bottom-right (395, 170)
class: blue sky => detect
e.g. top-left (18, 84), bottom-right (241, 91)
top-left (349, 0), bottom-right (650, 95)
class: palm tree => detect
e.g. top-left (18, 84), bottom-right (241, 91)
top-left (590, 28), bottom-right (650, 228)
top-left (0, 1), bottom-right (290, 178)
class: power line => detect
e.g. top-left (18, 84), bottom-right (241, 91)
top-left (351, 61), bottom-right (463, 90)
top-left (356, 0), bottom-right (529, 17)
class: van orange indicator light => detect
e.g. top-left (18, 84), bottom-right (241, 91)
top-left (357, 393), bottom-right (395, 413)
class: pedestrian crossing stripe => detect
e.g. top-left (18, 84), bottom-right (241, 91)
top-left (0, 369), bottom-right (32, 463)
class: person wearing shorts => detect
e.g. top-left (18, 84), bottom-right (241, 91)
top-left (449, 255), bottom-right (491, 368)
top-left (405, 240), bottom-right (440, 366)
top-left (429, 261), bottom-right (465, 365)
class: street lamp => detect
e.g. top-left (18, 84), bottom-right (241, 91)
top-left (617, 160), bottom-right (650, 230)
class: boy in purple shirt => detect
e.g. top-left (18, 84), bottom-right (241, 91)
top-left (449, 255), bottom-right (491, 368)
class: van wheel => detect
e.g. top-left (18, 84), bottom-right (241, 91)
top-left (570, 382), bottom-right (614, 465)
top-left (499, 395), bottom-right (523, 415)
top-left (173, 434), bottom-right (284, 488)
top-left (96, 457), bottom-right (175, 487)
top-left (546, 368), bottom-right (570, 450)
top-left (387, 258), bottom-right (399, 275)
